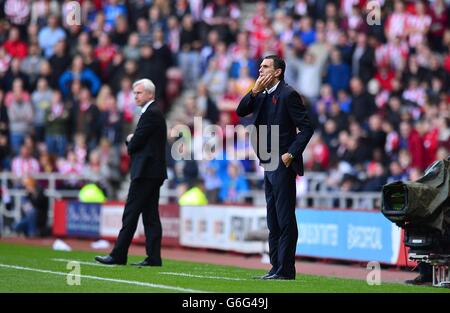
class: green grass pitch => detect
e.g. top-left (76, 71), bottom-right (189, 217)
top-left (0, 242), bottom-right (447, 293)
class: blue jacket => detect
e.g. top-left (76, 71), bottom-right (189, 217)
top-left (59, 69), bottom-right (101, 96)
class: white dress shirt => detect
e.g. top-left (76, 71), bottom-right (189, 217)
top-left (141, 100), bottom-right (155, 114)
top-left (265, 81), bottom-right (280, 94)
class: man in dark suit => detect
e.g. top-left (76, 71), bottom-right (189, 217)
top-left (95, 78), bottom-right (167, 266)
top-left (236, 55), bottom-right (314, 280)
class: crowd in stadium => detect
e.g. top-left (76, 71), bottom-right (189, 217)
top-left (0, 0), bottom-right (449, 204)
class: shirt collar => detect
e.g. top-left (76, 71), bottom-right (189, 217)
top-left (265, 81), bottom-right (280, 95)
top-left (141, 100), bottom-right (154, 113)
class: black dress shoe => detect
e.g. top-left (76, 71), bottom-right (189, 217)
top-left (130, 260), bottom-right (162, 267)
top-left (263, 274), bottom-right (295, 280)
top-left (94, 255), bottom-right (126, 265)
top-left (405, 274), bottom-right (432, 285)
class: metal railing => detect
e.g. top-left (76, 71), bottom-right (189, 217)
top-left (0, 171), bottom-right (381, 235)
top-left (0, 172), bottom-right (101, 226)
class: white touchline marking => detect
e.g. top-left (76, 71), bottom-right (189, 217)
top-left (51, 258), bottom-right (117, 267)
top-left (160, 272), bottom-right (248, 281)
top-left (0, 263), bottom-right (206, 293)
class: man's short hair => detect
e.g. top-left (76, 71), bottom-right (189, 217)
top-left (263, 55), bottom-right (285, 81)
top-left (133, 79), bottom-right (155, 94)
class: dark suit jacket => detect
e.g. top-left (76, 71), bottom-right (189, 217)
top-left (352, 45), bottom-right (375, 84)
top-left (127, 101), bottom-right (168, 180)
top-left (236, 81), bottom-right (314, 176)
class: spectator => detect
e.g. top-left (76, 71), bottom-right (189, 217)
top-left (45, 91), bottom-right (69, 157)
top-left (202, 0), bottom-right (240, 41)
top-left (178, 180), bottom-right (209, 206)
top-left (178, 14), bottom-right (202, 90)
top-left (219, 161), bottom-right (249, 204)
top-left (152, 27), bottom-right (174, 79)
top-left (147, 5), bottom-right (167, 34)
top-left (326, 49), bottom-right (351, 95)
top-left (103, 0), bottom-right (127, 30)
top-left (20, 43), bottom-right (44, 90)
top-left (361, 162), bottom-right (387, 192)
top-left (199, 150), bottom-right (222, 204)
top-left (123, 32), bottom-right (141, 61)
top-left (3, 27), bottom-right (28, 59)
top-left (201, 57), bottom-right (228, 102)
top-left (196, 82), bottom-right (219, 125)
top-left (166, 16), bottom-right (180, 54)
top-left (100, 94), bottom-right (123, 146)
top-left (351, 32), bottom-right (375, 85)
top-left (59, 55), bottom-right (101, 97)
top-left (367, 114), bottom-right (387, 156)
top-left (173, 144), bottom-right (199, 198)
top-left (137, 43), bottom-right (166, 101)
top-left (349, 77), bottom-right (376, 125)
top-left (307, 133), bottom-right (330, 171)
top-left (399, 121), bottom-right (425, 170)
top-left (0, 132), bottom-right (11, 171)
top-left (7, 79), bottom-right (33, 154)
top-left (73, 87), bottom-right (101, 150)
top-left (11, 145), bottom-right (40, 178)
top-left (13, 177), bottom-right (49, 237)
top-left (31, 78), bottom-right (52, 142)
top-left (290, 51), bottom-right (322, 103)
top-left (116, 77), bottom-right (137, 137)
top-left (407, 1), bottom-right (431, 49)
top-left (296, 16), bottom-right (316, 47)
top-left (48, 40), bottom-right (71, 90)
top-left (4, 0), bottom-right (31, 38)
top-left (229, 46), bottom-right (258, 80)
top-left (56, 149), bottom-right (84, 189)
top-left (387, 160), bottom-right (409, 184)
top-left (37, 15), bottom-right (66, 58)
top-left (136, 17), bottom-right (152, 46)
top-left (429, 0), bottom-right (449, 52)
top-left (3, 58), bottom-right (29, 92)
top-left (307, 31), bottom-right (330, 73)
top-left (94, 33), bottom-right (117, 80)
top-left (38, 146), bottom-right (56, 175)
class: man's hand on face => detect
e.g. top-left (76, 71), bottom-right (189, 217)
top-left (252, 73), bottom-right (274, 95)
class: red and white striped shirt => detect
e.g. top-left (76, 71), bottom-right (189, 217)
top-left (402, 87), bottom-right (426, 107)
top-left (407, 14), bottom-right (431, 47)
top-left (386, 12), bottom-right (410, 39)
top-left (375, 41), bottom-right (409, 70)
top-left (11, 156), bottom-right (40, 178)
top-left (385, 131), bottom-right (400, 154)
top-left (4, 0), bottom-right (30, 25)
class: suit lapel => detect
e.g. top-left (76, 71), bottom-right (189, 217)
top-left (268, 81), bottom-right (284, 125)
top-left (253, 93), bottom-right (267, 125)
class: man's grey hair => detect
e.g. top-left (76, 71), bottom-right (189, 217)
top-left (133, 79), bottom-right (155, 94)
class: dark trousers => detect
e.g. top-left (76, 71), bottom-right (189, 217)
top-left (264, 163), bottom-right (297, 279)
top-left (110, 178), bottom-right (164, 264)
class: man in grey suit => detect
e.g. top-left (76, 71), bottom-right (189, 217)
top-left (95, 79), bottom-right (167, 266)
